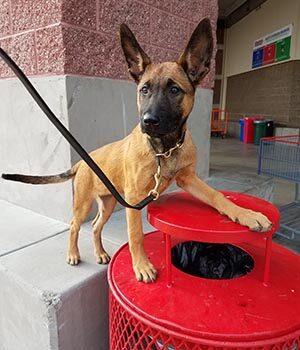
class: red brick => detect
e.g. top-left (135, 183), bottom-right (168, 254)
top-left (61, 0), bottom-right (97, 29)
top-left (199, 0), bottom-right (218, 23)
top-left (36, 25), bottom-right (65, 74)
top-left (99, 0), bottom-right (151, 43)
top-left (144, 44), bottom-right (178, 63)
top-left (122, 1), bottom-right (151, 44)
top-left (106, 41), bottom-right (128, 80)
top-left (171, 0), bottom-right (218, 24)
top-left (171, 0), bottom-right (203, 21)
top-left (63, 26), bottom-right (106, 75)
top-left (0, 32), bottom-right (36, 78)
top-left (0, 0), bottom-right (10, 37)
top-left (98, 0), bottom-right (127, 34)
top-left (61, 26), bottom-right (121, 78)
top-left (142, 0), bottom-right (172, 12)
top-left (150, 9), bottom-right (189, 52)
top-left (11, 0), bottom-right (61, 33)
top-left (1, 0), bottom-right (217, 86)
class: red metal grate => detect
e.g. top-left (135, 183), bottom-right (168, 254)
top-left (110, 292), bottom-right (300, 349)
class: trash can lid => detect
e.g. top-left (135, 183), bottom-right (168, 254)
top-left (147, 191), bottom-right (279, 243)
top-left (254, 120), bottom-right (267, 124)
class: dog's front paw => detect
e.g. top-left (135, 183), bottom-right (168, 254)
top-left (96, 251), bottom-right (111, 264)
top-left (235, 209), bottom-right (272, 232)
top-left (133, 257), bottom-right (157, 283)
top-left (67, 249), bottom-right (81, 265)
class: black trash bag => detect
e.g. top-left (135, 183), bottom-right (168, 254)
top-left (172, 241), bottom-right (254, 279)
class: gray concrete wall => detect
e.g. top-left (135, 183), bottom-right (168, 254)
top-left (0, 75), bottom-right (212, 222)
top-left (0, 77), bottom-right (73, 222)
top-left (66, 76), bottom-right (212, 178)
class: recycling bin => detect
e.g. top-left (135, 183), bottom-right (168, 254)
top-left (243, 117), bottom-right (255, 143)
top-left (254, 119), bottom-right (274, 145)
top-left (239, 118), bottom-right (244, 142)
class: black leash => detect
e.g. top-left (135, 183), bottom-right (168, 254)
top-left (0, 47), bottom-right (155, 210)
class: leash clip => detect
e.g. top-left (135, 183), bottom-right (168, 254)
top-left (148, 165), bottom-right (162, 200)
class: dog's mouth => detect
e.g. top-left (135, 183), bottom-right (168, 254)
top-left (143, 128), bottom-right (177, 138)
top-left (140, 120), bottom-right (182, 139)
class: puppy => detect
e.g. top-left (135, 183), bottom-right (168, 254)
top-left (2, 19), bottom-right (271, 282)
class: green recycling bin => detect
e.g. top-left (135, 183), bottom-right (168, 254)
top-left (254, 120), bottom-right (274, 145)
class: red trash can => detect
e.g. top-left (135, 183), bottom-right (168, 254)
top-left (243, 117), bottom-right (255, 143)
top-left (243, 117), bottom-right (265, 144)
top-left (108, 192), bottom-right (300, 349)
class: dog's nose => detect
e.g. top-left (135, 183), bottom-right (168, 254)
top-left (142, 113), bottom-right (160, 127)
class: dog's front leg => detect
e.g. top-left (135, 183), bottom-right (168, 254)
top-left (126, 207), bottom-right (157, 282)
top-left (176, 166), bottom-right (272, 232)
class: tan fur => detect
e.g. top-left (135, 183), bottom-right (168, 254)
top-left (3, 20), bottom-right (272, 282)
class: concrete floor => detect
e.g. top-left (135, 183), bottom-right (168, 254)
top-left (210, 137), bottom-right (300, 254)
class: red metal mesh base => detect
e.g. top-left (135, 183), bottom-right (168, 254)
top-left (110, 291), bottom-right (300, 350)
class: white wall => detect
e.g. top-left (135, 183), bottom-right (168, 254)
top-left (0, 76), bottom-right (73, 222)
top-left (225, 0), bottom-right (300, 77)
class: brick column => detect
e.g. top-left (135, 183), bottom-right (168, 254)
top-left (0, 0), bottom-right (217, 83)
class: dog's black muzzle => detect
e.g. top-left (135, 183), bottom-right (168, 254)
top-left (141, 112), bottom-right (182, 137)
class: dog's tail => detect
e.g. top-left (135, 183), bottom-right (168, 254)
top-left (2, 163), bottom-right (80, 185)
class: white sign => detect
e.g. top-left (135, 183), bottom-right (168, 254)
top-left (253, 24), bottom-right (293, 49)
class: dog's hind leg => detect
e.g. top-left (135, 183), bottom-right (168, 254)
top-left (92, 195), bottom-right (117, 264)
top-left (67, 190), bottom-right (93, 265)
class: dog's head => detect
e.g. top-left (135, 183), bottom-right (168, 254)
top-left (120, 18), bottom-right (213, 138)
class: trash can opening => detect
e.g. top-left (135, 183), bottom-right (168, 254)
top-left (171, 241), bottom-right (254, 280)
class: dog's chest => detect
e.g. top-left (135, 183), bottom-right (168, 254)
top-left (160, 156), bottom-right (181, 180)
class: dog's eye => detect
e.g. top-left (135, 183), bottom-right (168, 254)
top-left (169, 86), bottom-right (180, 95)
top-left (141, 86), bottom-right (149, 95)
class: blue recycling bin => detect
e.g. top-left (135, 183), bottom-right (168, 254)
top-left (239, 119), bottom-right (244, 142)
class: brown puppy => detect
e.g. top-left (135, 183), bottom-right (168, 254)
top-left (2, 19), bottom-right (271, 282)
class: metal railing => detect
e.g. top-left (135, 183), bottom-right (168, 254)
top-left (258, 135), bottom-right (300, 239)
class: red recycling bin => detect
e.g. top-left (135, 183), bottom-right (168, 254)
top-left (243, 117), bottom-right (255, 143)
top-left (243, 116), bottom-right (265, 144)
top-left (109, 192), bottom-right (300, 349)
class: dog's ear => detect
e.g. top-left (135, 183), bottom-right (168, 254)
top-left (120, 23), bottom-right (151, 83)
top-left (178, 18), bottom-right (213, 86)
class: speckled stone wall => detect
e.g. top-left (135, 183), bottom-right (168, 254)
top-left (0, 0), bottom-right (217, 88)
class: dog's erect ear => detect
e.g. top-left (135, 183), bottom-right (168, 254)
top-left (120, 23), bottom-right (151, 83)
top-left (178, 18), bottom-right (213, 86)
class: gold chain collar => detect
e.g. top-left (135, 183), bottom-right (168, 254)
top-left (148, 134), bottom-right (185, 200)
top-left (154, 139), bottom-right (184, 158)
